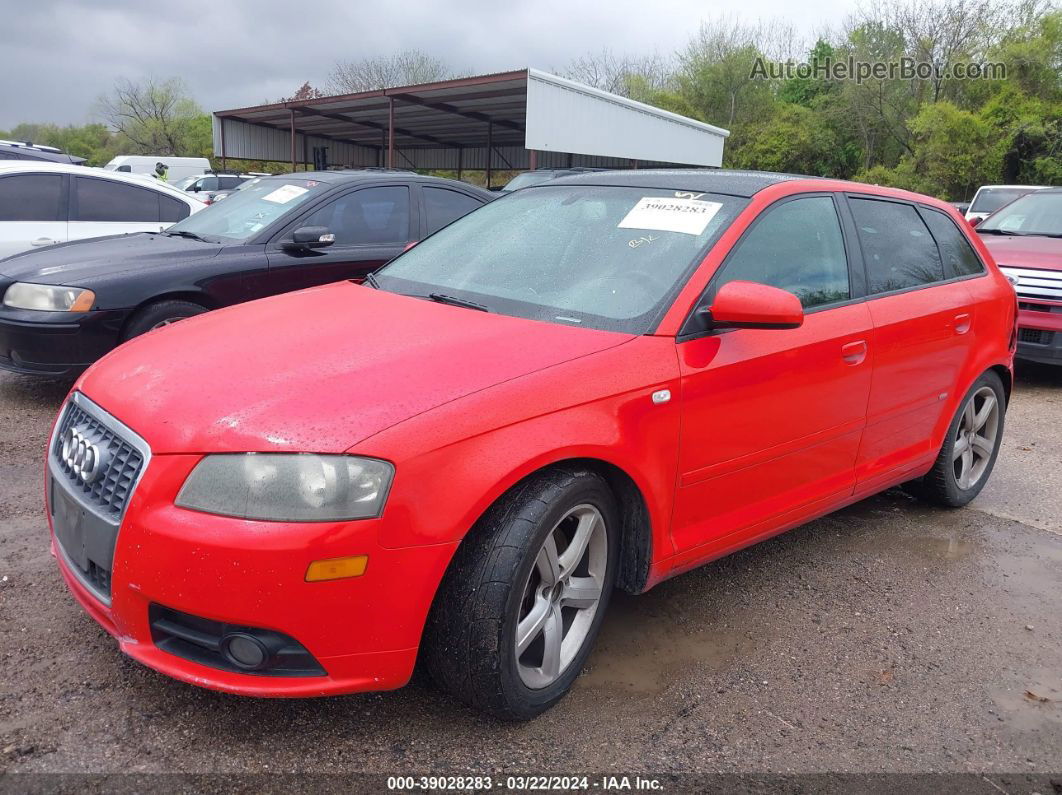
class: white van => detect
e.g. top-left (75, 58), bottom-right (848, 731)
top-left (103, 156), bottom-right (211, 184)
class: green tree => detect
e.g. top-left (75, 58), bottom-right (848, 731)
top-left (95, 77), bottom-right (207, 156)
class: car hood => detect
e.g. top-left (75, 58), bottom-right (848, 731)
top-left (78, 282), bottom-right (635, 454)
top-left (979, 234), bottom-right (1062, 271)
top-left (0, 233), bottom-right (222, 283)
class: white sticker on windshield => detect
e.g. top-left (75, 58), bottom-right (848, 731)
top-left (262, 184), bottom-right (309, 204)
top-left (618, 197), bottom-right (723, 236)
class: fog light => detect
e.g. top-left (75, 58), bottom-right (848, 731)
top-left (221, 632), bottom-right (269, 670)
top-left (305, 555), bottom-right (368, 582)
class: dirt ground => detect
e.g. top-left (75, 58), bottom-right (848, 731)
top-left (0, 363), bottom-right (1059, 785)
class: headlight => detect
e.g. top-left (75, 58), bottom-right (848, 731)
top-left (3, 282), bottom-right (95, 312)
top-left (175, 454), bottom-right (394, 522)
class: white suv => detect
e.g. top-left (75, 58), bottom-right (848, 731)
top-left (0, 163), bottom-right (204, 260)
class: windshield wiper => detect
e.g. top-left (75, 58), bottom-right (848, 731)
top-left (163, 229), bottom-right (210, 242)
top-left (427, 292), bottom-right (489, 312)
top-left (364, 272), bottom-right (380, 289)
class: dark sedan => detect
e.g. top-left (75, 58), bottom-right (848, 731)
top-left (0, 171), bottom-right (492, 376)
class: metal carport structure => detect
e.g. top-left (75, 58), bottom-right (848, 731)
top-left (212, 68), bottom-right (729, 184)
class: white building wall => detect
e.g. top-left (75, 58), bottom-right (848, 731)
top-left (523, 69), bottom-right (727, 167)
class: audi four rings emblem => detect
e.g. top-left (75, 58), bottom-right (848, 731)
top-left (60, 427), bottom-right (107, 484)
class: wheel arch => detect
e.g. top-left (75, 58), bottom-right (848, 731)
top-left (452, 456), bottom-right (654, 596)
top-left (120, 290), bottom-right (217, 337)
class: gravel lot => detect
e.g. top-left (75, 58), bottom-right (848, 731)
top-left (0, 363), bottom-right (1059, 782)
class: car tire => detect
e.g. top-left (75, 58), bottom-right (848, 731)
top-left (122, 300), bottom-right (207, 341)
top-left (904, 370), bottom-right (1006, 508)
top-left (424, 466), bottom-right (619, 720)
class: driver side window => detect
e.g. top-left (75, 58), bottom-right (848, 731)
top-left (716, 196), bottom-right (850, 309)
top-left (301, 186), bottom-right (410, 246)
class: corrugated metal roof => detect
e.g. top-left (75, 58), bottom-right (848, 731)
top-left (212, 68), bottom-right (728, 170)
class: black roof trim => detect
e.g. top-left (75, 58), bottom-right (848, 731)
top-left (543, 168), bottom-right (817, 197)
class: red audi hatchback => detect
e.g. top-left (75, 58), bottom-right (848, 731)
top-left (46, 171), bottom-right (1015, 719)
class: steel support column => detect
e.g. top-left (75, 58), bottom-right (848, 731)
top-left (528, 149), bottom-right (537, 171)
top-left (486, 121), bottom-right (493, 189)
top-left (289, 109), bottom-right (296, 172)
top-left (219, 117), bottom-right (227, 170)
top-left (387, 97), bottom-right (395, 168)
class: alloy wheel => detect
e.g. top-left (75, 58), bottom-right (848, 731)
top-left (515, 504), bottom-right (608, 689)
top-left (953, 386), bottom-right (1000, 490)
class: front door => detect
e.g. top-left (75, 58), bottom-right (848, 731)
top-left (262, 184), bottom-right (413, 298)
top-left (672, 194), bottom-right (873, 554)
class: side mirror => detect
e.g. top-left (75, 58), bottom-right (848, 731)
top-left (282, 226), bottom-right (335, 252)
top-left (700, 280), bottom-right (803, 330)
top-left (968, 216), bottom-right (982, 228)
top-left (191, 184), bottom-right (200, 192)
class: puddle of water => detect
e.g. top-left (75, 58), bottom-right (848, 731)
top-left (578, 590), bottom-right (755, 695)
top-left (897, 535), bottom-right (976, 561)
top-left (992, 670), bottom-right (1062, 732)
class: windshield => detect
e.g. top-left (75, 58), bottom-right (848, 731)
top-left (978, 191), bottom-right (1062, 237)
top-left (970, 187), bottom-right (1038, 214)
top-left (503, 172), bottom-right (562, 191)
top-left (172, 176), bottom-right (197, 190)
top-left (165, 177), bottom-right (328, 242)
top-left (375, 185), bottom-right (748, 333)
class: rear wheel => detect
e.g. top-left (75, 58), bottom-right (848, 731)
top-left (905, 371), bottom-right (1006, 507)
top-left (122, 299), bottom-right (207, 341)
top-left (424, 467), bottom-right (618, 720)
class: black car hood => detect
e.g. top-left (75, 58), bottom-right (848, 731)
top-left (0, 233), bottom-right (224, 285)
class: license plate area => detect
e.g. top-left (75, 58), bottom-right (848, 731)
top-left (50, 474), bottom-right (118, 604)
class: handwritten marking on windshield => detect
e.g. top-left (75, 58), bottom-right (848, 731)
top-left (628, 235), bottom-right (657, 248)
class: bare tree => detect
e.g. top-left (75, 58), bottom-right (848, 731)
top-left (95, 77), bottom-right (204, 156)
top-left (562, 49), bottom-right (674, 97)
top-left (282, 82), bottom-right (327, 102)
top-left (328, 50), bottom-right (452, 93)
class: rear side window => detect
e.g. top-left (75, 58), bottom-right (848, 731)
top-left (218, 177), bottom-right (242, 190)
top-left (159, 194), bottom-right (190, 223)
top-left (715, 195), bottom-right (850, 308)
top-left (424, 187), bottom-right (483, 235)
top-left (850, 198), bottom-right (944, 294)
top-left (303, 185), bottom-right (410, 245)
top-left (74, 178), bottom-right (160, 223)
top-left (0, 174), bottom-right (64, 221)
top-left (921, 210), bottom-right (985, 277)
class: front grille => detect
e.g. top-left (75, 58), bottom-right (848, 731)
top-left (52, 400), bottom-right (145, 519)
top-left (149, 604), bottom-right (327, 677)
top-left (1001, 266), bottom-right (1062, 304)
top-left (1019, 328), bottom-right (1054, 345)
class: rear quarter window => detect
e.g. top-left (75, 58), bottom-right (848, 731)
top-left (921, 209), bottom-right (985, 277)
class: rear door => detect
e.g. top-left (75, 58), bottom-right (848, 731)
top-left (70, 175), bottom-right (166, 239)
top-left (672, 193), bottom-right (873, 553)
top-left (845, 195), bottom-right (977, 492)
top-left (0, 172), bottom-right (68, 258)
top-left (263, 184), bottom-right (414, 297)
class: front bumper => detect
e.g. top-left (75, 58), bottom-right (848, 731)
top-left (1015, 303), bottom-right (1062, 366)
top-left (49, 449), bottom-right (458, 697)
top-left (0, 307), bottom-right (126, 376)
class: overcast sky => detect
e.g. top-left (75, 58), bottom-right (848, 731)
top-left (0, 0), bottom-right (857, 129)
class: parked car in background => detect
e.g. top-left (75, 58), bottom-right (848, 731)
top-left (965, 185), bottom-right (1049, 224)
top-left (174, 173), bottom-right (272, 205)
top-left (978, 187), bottom-right (1062, 365)
top-left (0, 140), bottom-right (86, 165)
top-left (501, 167), bottom-right (610, 192)
top-left (951, 201), bottom-right (970, 216)
top-left (0, 171), bottom-right (492, 375)
top-left (46, 170), bottom-right (1014, 719)
top-left (103, 156), bottom-right (211, 183)
top-left (0, 163), bottom-right (202, 260)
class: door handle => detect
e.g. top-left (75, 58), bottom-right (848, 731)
top-left (953, 313), bottom-right (972, 334)
top-left (31, 237), bottom-right (55, 246)
top-left (841, 340), bottom-right (867, 365)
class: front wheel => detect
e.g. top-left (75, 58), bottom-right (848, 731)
top-left (424, 467), bottom-right (618, 720)
top-left (905, 371), bottom-right (1006, 507)
top-left (122, 299), bottom-right (207, 342)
